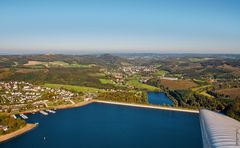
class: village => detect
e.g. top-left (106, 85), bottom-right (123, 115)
top-left (0, 81), bottom-right (83, 113)
top-left (107, 65), bottom-right (178, 86)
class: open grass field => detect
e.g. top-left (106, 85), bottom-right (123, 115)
top-left (0, 68), bottom-right (12, 80)
top-left (44, 83), bottom-right (105, 93)
top-left (88, 73), bottom-right (105, 77)
top-left (217, 88), bottom-right (240, 99)
top-left (24, 61), bottom-right (45, 66)
top-left (99, 78), bottom-right (126, 88)
top-left (99, 79), bottom-right (115, 85)
top-left (189, 58), bottom-right (213, 62)
top-left (154, 70), bottom-right (169, 76)
top-left (199, 91), bottom-right (214, 98)
top-left (160, 79), bottom-right (198, 90)
top-left (16, 68), bottom-right (47, 74)
top-left (193, 79), bottom-right (206, 84)
top-left (191, 85), bottom-right (212, 92)
top-left (49, 61), bottom-right (94, 68)
top-left (127, 80), bottom-right (160, 91)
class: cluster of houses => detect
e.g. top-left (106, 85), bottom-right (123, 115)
top-left (104, 65), bottom-right (179, 89)
top-left (122, 66), bottom-right (157, 74)
top-left (0, 81), bottom-right (80, 113)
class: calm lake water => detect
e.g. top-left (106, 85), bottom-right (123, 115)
top-left (1, 103), bottom-right (202, 148)
top-left (148, 92), bottom-right (174, 106)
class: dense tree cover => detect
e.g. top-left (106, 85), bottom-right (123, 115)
top-left (4, 67), bottom-right (117, 89)
top-left (146, 78), bottom-right (161, 88)
top-left (95, 91), bottom-right (148, 104)
top-left (0, 54), bottom-right (129, 67)
top-left (226, 98), bottom-right (240, 121)
top-left (0, 61), bottom-right (15, 68)
top-left (168, 90), bottom-right (225, 111)
top-left (166, 89), bottom-right (240, 121)
top-left (0, 115), bottom-right (26, 135)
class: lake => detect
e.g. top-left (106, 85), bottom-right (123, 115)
top-left (148, 92), bottom-right (174, 106)
top-left (0, 103), bottom-right (202, 148)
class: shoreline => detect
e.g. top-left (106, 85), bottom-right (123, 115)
top-left (20, 100), bottom-right (95, 114)
top-left (20, 99), bottom-right (198, 114)
top-left (51, 100), bottom-right (95, 111)
top-left (94, 100), bottom-right (199, 113)
top-left (0, 123), bottom-right (37, 143)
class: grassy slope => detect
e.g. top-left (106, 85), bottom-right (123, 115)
top-left (44, 83), bottom-right (105, 93)
top-left (199, 91), bottom-right (214, 98)
top-left (154, 70), bottom-right (169, 76)
top-left (99, 79), bottom-right (115, 85)
top-left (191, 85), bottom-right (212, 92)
top-left (127, 80), bottom-right (160, 91)
top-left (192, 85), bottom-right (215, 98)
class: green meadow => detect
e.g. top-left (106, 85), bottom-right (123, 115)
top-left (44, 83), bottom-right (105, 93)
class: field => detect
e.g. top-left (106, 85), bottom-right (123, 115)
top-left (44, 83), bottom-right (105, 93)
top-left (0, 68), bottom-right (12, 79)
top-left (189, 58), bottom-right (213, 62)
top-left (99, 79), bottom-right (114, 84)
top-left (199, 91), bottom-right (214, 98)
top-left (24, 61), bottom-right (46, 66)
top-left (24, 60), bottom-right (94, 68)
top-left (127, 80), bottom-right (160, 91)
top-left (154, 70), bottom-right (169, 76)
top-left (49, 61), bottom-right (94, 68)
top-left (217, 88), bottom-right (240, 99)
top-left (16, 68), bottom-right (47, 74)
top-left (191, 85), bottom-right (212, 92)
top-left (160, 79), bottom-right (198, 90)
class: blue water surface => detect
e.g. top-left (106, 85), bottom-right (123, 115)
top-left (0, 103), bottom-right (202, 148)
top-left (148, 92), bottom-right (174, 106)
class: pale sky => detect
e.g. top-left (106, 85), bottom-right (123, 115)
top-left (0, 0), bottom-right (240, 54)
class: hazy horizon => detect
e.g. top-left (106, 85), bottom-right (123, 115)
top-left (1, 0), bottom-right (240, 54)
top-left (0, 49), bottom-right (240, 55)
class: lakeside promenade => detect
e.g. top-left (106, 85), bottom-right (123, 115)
top-left (0, 123), bottom-right (37, 143)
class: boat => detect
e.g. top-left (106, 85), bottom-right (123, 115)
top-left (39, 110), bottom-right (48, 116)
top-left (46, 109), bottom-right (56, 114)
top-left (12, 115), bottom-right (17, 119)
top-left (19, 114), bottom-right (28, 119)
